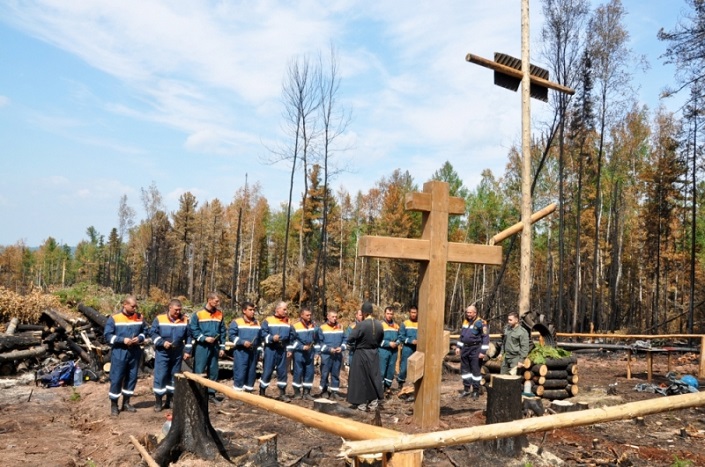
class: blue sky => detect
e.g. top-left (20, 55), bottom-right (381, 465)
top-left (0, 1), bottom-right (691, 246)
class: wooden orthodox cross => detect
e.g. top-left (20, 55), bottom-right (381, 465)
top-left (358, 180), bottom-right (502, 429)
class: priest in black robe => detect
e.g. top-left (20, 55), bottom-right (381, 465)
top-left (346, 301), bottom-right (384, 411)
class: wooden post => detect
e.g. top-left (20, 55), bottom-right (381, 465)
top-left (358, 181), bottom-right (502, 429)
top-left (626, 348), bottom-right (632, 379)
top-left (646, 350), bottom-right (655, 383)
top-left (484, 374), bottom-right (527, 456)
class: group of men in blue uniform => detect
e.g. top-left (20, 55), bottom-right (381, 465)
top-left (105, 292), bottom-right (420, 415)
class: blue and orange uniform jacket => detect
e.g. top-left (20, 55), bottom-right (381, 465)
top-left (380, 319), bottom-right (401, 349)
top-left (290, 320), bottom-right (316, 351)
top-left (189, 307), bottom-right (226, 351)
top-left (315, 322), bottom-right (347, 354)
top-left (261, 315), bottom-right (293, 347)
top-left (228, 317), bottom-right (262, 348)
top-left (457, 317), bottom-right (489, 352)
top-left (150, 313), bottom-right (191, 352)
top-left (399, 318), bottom-right (418, 349)
top-left (105, 311), bottom-right (147, 347)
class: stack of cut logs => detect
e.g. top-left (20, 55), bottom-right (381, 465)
top-left (482, 355), bottom-right (579, 400)
top-left (0, 303), bottom-right (112, 379)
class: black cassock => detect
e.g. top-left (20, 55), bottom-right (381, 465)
top-left (346, 317), bottom-right (384, 405)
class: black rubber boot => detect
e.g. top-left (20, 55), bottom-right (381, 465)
top-left (277, 387), bottom-right (291, 402)
top-left (259, 386), bottom-right (267, 397)
top-left (110, 399), bottom-right (119, 417)
top-left (303, 388), bottom-right (314, 401)
top-left (293, 386), bottom-right (302, 399)
top-left (154, 394), bottom-right (163, 412)
top-left (164, 393), bottom-right (173, 409)
top-left (122, 397), bottom-right (136, 413)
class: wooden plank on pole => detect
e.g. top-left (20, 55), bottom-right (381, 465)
top-left (406, 352), bottom-right (425, 383)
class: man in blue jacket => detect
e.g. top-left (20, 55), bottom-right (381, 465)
top-left (189, 292), bottom-right (226, 404)
top-left (315, 309), bottom-right (346, 400)
top-left (259, 301), bottom-right (294, 401)
top-left (150, 298), bottom-right (191, 411)
top-left (378, 306), bottom-right (400, 395)
top-left (397, 305), bottom-right (418, 392)
top-left (105, 295), bottom-right (147, 416)
top-left (455, 305), bottom-right (489, 400)
top-left (228, 301), bottom-right (261, 392)
top-left (290, 307), bottom-right (316, 400)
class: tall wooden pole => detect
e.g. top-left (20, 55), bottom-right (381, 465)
top-left (519, 0), bottom-right (532, 317)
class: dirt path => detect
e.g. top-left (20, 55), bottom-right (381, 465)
top-left (0, 352), bottom-right (703, 466)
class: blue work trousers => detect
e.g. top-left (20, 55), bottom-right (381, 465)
top-left (260, 345), bottom-right (288, 389)
top-left (109, 347), bottom-right (142, 400)
top-left (398, 345), bottom-right (415, 386)
top-left (193, 342), bottom-right (220, 395)
top-left (319, 353), bottom-right (343, 393)
top-left (379, 347), bottom-right (398, 388)
top-left (152, 348), bottom-right (183, 395)
top-left (233, 348), bottom-right (258, 391)
top-left (292, 349), bottom-right (314, 389)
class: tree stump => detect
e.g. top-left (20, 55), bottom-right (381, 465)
top-left (252, 433), bottom-right (278, 467)
top-left (152, 374), bottom-right (229, 466)
top-left (483, 374), bottom-right (527, 457)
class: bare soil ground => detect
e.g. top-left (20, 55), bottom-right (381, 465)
top-left (0, 351), bottom-right (703, 467)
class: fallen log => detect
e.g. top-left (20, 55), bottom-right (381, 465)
top-left (566, 384), bottom-right (579, 396)
top-left (16, 324), bottom-right (48, 332)
top-left (544, 356), bottom-right (577, 368)
top-left (566, 363), bottom-right (578, 375)
top-left (530, 364), bottom-right (547, 376)
top-left (340, 390), bottom-right (705, 457)
top-left (541, 379), bottom-right (568, 389)
top-left (567, 374), bottom-right (579, 384)
top-left (0, 345), bottom-right (48, 362)
top-left (66, 337), bottom-right (92, 364)
top-left (544, 370), bottom-right (568, 379)
top-left (77, 303), bottom-right (108, 329)
top-left (42, 309), bottom-right (73, 334)
top-left (483, 359), bottom-right (501, 374)
top-left (540, 389), bottom-right (571, 400)
top-left (531, 375), bottom-right (546, 385)
top-left (0, 334), bottom-right (42, 352)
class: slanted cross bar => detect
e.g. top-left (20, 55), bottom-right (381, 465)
top-left (358, 180), bottom-right (502, 428)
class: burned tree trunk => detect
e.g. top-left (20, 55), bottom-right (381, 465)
top-left (0, 345), bottom-right (48, 362)
top-left (42, 309), bottom-right (73, 334)
top-left (483, 374), bottom-right (527, 457)
top-left (152, 374), bottom-right (229, 466)
top-left (0, 334), bottom-right (42, 352)
top-left (78, 303), bottom-right (108, 329)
